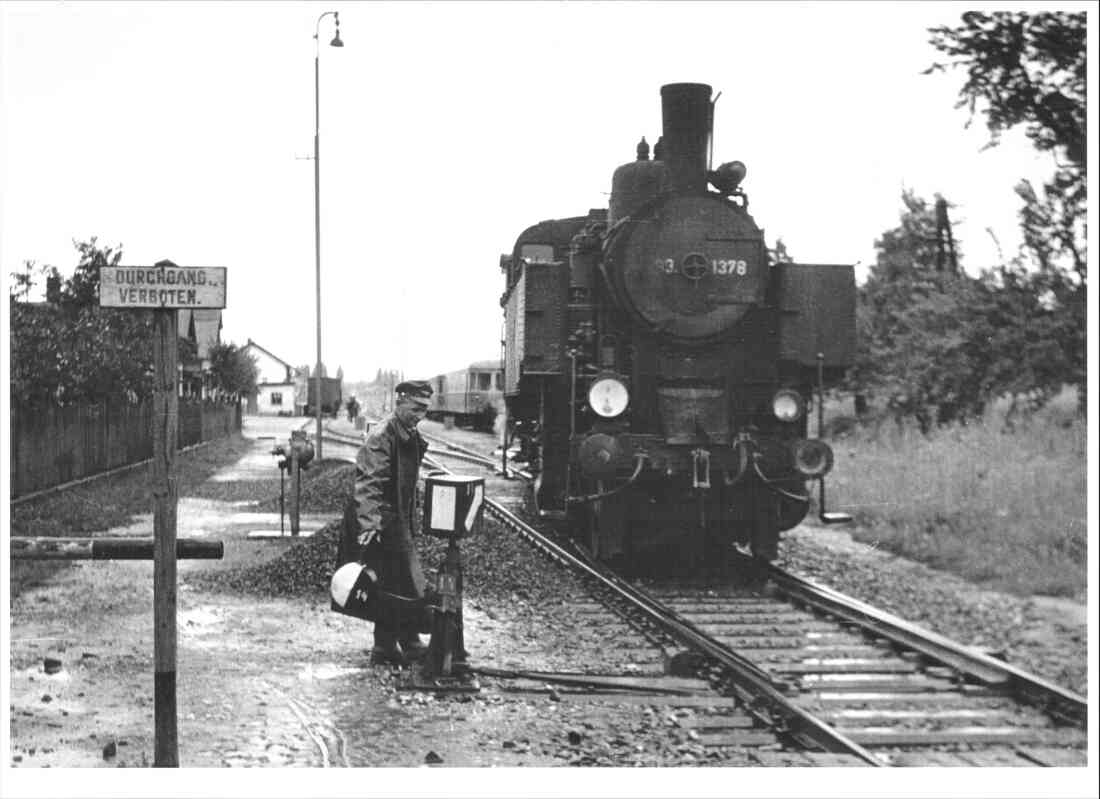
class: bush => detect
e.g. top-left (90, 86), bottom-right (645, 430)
top-left (821, 391), bottom-right (1086, 597)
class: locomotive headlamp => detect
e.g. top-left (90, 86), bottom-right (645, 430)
top-left (791, 439), bottom-right (834, 477)
top-left (588, 376), bottom-right (630, 418)
top-left (772, 389), bottom-right (804, 422)
top-left (708, 160), bottom-right (747, 195)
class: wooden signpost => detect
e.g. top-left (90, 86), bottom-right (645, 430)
top-left (104, 259), bottom-right (226, 767)
top-left (12, 261), bottom-right (227, 766)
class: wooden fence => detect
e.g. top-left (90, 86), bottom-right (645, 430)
top-left (10, 399), bottom-right (241, 499)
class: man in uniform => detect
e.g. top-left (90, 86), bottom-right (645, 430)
top-left (355, 380), bottom-right (432, 665)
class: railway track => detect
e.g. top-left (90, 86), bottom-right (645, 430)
top-left (634, 571), bottom-right (1087, 766)
top-left (321, 424), bottom-right (1088, 766)
top-left (321, 425), bottom-right (531, 480)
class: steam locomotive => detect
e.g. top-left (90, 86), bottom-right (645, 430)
top-left (500, 84), bottom-right (855, 571)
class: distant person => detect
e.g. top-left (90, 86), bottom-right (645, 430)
top-left (346, 396), bottom-right (360, 422)
top-left (354, 380), bottom-right (432, 665)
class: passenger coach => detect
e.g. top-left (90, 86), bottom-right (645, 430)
top-left (428, 361), bottom-right (504, 431)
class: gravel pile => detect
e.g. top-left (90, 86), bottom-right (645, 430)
top-left (253, 459), bottom-right (353, 514)
top-left (778, 528), bottom-right (1087, 696)
top-left (188, 520), bottom-right (343, 597)
top-left (193, 462), bottom-right (588, 609)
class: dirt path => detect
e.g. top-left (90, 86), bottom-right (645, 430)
top-left (7, 419), bottom-right (701, 771)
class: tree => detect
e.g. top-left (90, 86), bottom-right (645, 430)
top-left (67, 238), bottom-right (123, 306)
top-left (1008, 177), bottom-right (1086, 407)
top-left (208, 342), bottom-right (259, 399)
top-left (8, 260), bottom-right (58, 302)
top-left (850, 187), bottom-right (1084, 430)
top-left (927, 11), bottom-right (1086, 408)
top-left (9, 238), bottom-right (163, 406)
top-left (969, 260), bottom-right (1072, 421)
top-left (926, 11), bottom-right (1086, 170)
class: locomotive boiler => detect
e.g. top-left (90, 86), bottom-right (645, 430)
top-left (500, 83), bottom-right (855, 571)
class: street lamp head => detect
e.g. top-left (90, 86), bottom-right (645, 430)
top-left (330, 13), bottom-right (344, 47)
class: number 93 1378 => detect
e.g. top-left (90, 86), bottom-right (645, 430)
top-left (656, 257), bottom-right (748, 276)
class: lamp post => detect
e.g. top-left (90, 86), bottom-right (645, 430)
top-left (314, 10), bottom-right (343, 459)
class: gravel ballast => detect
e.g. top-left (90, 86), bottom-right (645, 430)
top-left (779, 527), bottom-right (1087, 696)
top-left (195, 458), bottom-right (1087, 698)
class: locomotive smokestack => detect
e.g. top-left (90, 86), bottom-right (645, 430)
top-left (660, 83), bottom-right (712, 194)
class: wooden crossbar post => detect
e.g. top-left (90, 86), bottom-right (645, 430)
top-left (11, 538), bottom-right (223, 560)
top-left (152, 307), bottom-right (179, 767)
top-left (97, 259), bottom-right (227, 767)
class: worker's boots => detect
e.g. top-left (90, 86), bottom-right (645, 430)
top-left (370, 630), bottom-right (406, 667)
top-left (400, 634), bottom-right (429, 661)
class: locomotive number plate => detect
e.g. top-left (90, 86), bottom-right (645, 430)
top-left (656, 255), bottom-right (748, 278)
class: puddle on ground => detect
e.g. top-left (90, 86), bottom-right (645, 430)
top-left (297, 663), bottom-right (365, 681)
top-left (279, 669), bottom-right (447, 766)
top-left (15, 665), bottom-right (73, 683)
top-left (178, 606), bottom-right (222, 630)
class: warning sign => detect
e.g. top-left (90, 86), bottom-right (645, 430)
top-left (99, 265), bottom-right (226, 309)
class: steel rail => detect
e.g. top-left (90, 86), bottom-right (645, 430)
top-left (418, 430), bottom-right (532, 481)
top-left (321, 428), bottom-right (520, 479)
top-left (323, 425), bottom-right (532, 481)
top-left (424, 446), bottom-right (506, 470)
top-left (476, 496), bottom-right (883, 765)
top-left (762, 561), bottom-right (1088, 727)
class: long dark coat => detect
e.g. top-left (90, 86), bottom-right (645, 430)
top-left (353, 414), bottom-right (429, 603)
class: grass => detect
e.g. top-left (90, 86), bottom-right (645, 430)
top-left (10, 434), bottom-right (259, 537)
top-left (820, 388), bottom-right (1087, 598)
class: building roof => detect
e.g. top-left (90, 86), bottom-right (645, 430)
top-left (243, 339), bottom-right (296, 371)
top-left (179, 309), bottom-right (222, 359)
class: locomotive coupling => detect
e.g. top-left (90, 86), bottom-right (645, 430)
top-left (692, 448), bottom-right (711, 489)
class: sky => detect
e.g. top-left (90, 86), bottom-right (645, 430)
top-left (0, 1), bottom-right (1090, 386)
